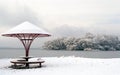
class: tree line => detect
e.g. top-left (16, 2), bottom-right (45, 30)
top-left (43, 33), bottom-right (120, 51)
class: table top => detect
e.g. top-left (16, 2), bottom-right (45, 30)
top-left (19, 56), bottom-right (33, 59)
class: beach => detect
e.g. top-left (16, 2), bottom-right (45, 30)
top-left (0, 57), bottom-right (120, 75)
top-left (1, 49), bottom-right (120, 75)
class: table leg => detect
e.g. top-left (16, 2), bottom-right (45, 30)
top-left (26, 63), bottom-right (29, 68)
top-left (25, 58), bottom-right (29, 68)
top-left (39, 63), bottom-right (41, 67)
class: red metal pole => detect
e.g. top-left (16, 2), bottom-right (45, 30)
top-left (16, 34), bottom-right (38, 57)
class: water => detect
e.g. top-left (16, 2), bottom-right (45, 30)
top-left (0, 48), bottom-right (120, 58)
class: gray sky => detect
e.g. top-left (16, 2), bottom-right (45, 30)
top-left (0, 0), bottom-right (120, 48)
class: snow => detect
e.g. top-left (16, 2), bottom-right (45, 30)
top-left (0, 57), bottom-right (120, 75)
top-left (2, 21), bottom-right (51, 36)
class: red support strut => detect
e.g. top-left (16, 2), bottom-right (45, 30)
top-left (15, 34), bottom-right (38, 57)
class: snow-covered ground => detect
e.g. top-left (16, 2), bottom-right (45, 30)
top-left (0, 57), bottom-right (120, 75)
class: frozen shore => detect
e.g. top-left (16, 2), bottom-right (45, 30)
top-left (0, 57), bottom-right (120, 75)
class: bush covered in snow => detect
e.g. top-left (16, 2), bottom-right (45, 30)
top-left (43, 33), bottom-right (120, 51)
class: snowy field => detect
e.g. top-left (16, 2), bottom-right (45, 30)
top-left (0, 57), bottom-right (120, 75)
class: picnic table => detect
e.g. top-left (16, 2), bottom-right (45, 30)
top-left (11, 60), bottom-right (45, 68)
top-left (10, 56), bottom-right (45, 68)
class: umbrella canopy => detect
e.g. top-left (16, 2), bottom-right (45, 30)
top-left (2, 21), bottom-right (51, 37)
top-left (2, 21), bottom-right (51, 57)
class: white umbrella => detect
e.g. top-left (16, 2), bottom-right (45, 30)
top-left (2, 21), bottom-right (51, 58)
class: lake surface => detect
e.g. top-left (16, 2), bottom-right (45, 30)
top-left (0, 48), bottom-right (120, 58)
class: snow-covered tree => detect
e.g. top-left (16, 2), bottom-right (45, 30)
top-left (43, 33), bottom-right (120, 51)
top-left (43, 38), bottom-right (66, 50)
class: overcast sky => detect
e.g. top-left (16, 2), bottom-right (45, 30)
top-left (0, 0), bottom-right (120, 47)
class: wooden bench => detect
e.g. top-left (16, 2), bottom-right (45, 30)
top-left (11, 60), bottom-right (45, 68)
